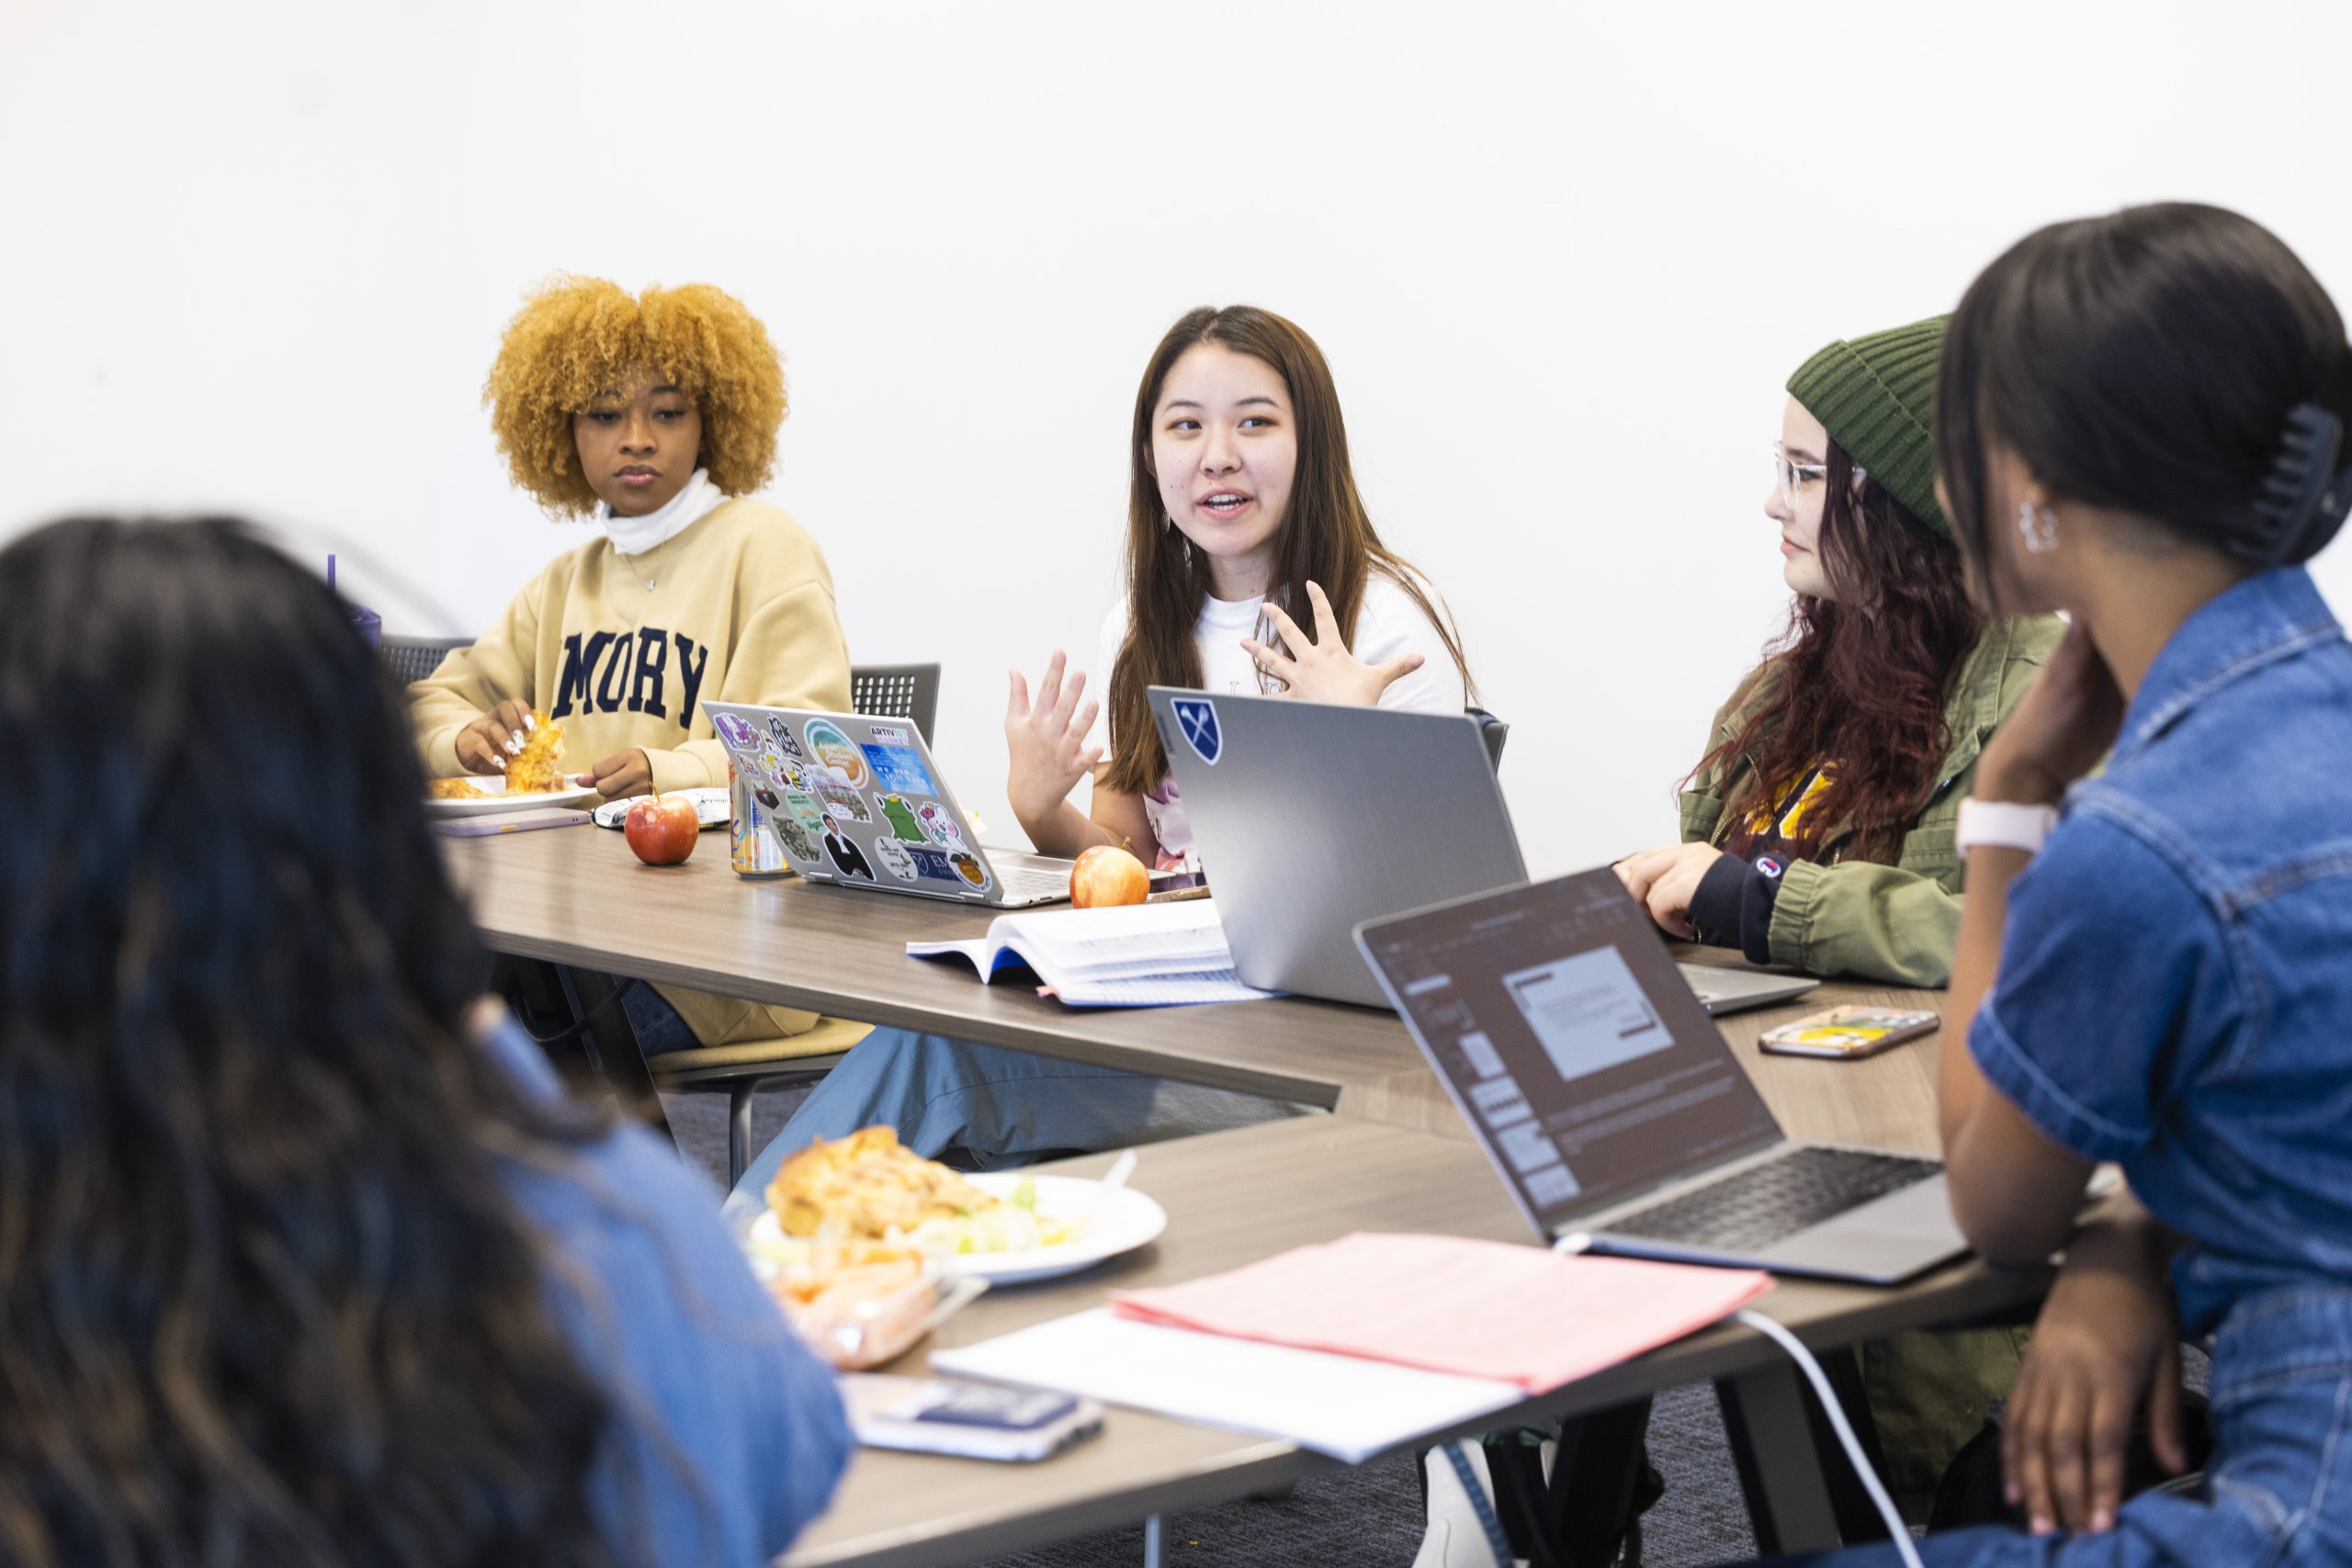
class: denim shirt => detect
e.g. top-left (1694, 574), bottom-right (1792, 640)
top-left (1969, 568), bottom-right (2352, 1336)
top-left (487, 1020), bottom-right (851, 1564)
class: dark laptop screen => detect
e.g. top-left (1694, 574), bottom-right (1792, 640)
top-left (1361, 870), bottom-right (1782, 1233)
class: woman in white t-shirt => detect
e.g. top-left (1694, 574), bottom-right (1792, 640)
top-left (1007, 304), bottom-right (1470, 867)
top-left (723, 307), bottom-right (1471, 1209)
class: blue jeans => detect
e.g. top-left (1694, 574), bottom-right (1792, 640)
top-left (720, 1029), bottom-right (1306, 1228)
top-left (1767, 1287), bottom-right (2352, 1566)
top-left (620, 982), bottom-right (700, 1055)
top-left (555, 968), bottom-right (702, 1056)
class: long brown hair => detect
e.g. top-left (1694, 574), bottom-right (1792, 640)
top-left (1696, 443), bottom-right (1983, 863)
top-left (0, 518), bottom-right (639, 1566)
top-left (1102, 305), bottom-right (1471, 795)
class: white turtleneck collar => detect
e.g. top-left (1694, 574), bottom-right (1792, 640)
top-left (600, 468), bottom-right (725, 557)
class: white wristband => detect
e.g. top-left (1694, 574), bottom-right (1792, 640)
top-left (1955, 798), bottom-right (2059, 855)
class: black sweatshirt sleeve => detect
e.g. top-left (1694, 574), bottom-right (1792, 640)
top-left (1687, 852), bottom-right (1787, 964)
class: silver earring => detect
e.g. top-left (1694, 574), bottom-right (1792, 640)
top-left (2017, 502), bottom-right (2059, 554)
top-left (1166, 516), bottom-right (1192, 567)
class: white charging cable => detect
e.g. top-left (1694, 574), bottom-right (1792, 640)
top-left (1545, 1236), bottom-right (1920, 1566)
top-left (1733, 1308), bottom-right (1925, 1568)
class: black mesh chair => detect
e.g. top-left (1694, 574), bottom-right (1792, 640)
top-left (641, 1016), bottom-right (871, 1185)
top-left (850, 662), bottom-right (942, 740)
top-left (1469, 706), bottom-right (1510, 771)
top-left (379, 634), bottom-right (472, 686)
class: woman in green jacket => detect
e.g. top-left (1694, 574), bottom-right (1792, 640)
top-left (1618, 315), bottom-right (2063, 988)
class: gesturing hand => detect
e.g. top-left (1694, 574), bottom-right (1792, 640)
top-left (1240, 581), bottom-right (1426, 707)
top-left (1976, 621), bottom-right (2125, 807)
top-left (1613, 842), bottom-right (1725, 940)
top-left (456, 699), bottom-right (538, 776)
top-left (2003, 1217), bottom-right (2188, 1535)
top-left (1006, 652), bottom-right (1104, 825)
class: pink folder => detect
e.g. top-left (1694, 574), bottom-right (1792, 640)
top-left (1110, 1232), bottom-right (1771, 1393)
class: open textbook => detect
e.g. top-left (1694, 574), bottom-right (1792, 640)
top-left (906, 899), bottom-right (1277, 1008)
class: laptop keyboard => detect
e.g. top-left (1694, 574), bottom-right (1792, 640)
top-left (1602, 1145), bottom-right (1939, 1256)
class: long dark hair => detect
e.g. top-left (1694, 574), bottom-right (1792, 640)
top-left (1102, 306), bottom-right (1472, 795)
top-left (0, 518), bottom-right (629, 1566)
top-left (1940, 201), bottom-right (2352, 605)
top-left (1697, 451), bottom-right (1983, 863)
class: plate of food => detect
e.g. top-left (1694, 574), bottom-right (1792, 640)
top-left (425, 776), bottom-right (599, 817)
top-left (748, 1126), bottom-right (1168, 1286)
top-left (424, 713), bottom-right (597, 816)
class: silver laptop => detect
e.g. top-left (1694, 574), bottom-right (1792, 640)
top-left (1147, 688), bottom-right (1820, 1016)
top-left (704, 702), bottom-right (1073, 908)
top-left (1354, 871), bottom-right (1964, 1283)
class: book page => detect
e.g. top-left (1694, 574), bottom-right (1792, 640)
top-left (1001, 899), bottom-right (1232, 973)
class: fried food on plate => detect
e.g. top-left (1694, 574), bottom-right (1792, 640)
top-left (768, 1125), bottom-right (1000, 1240)
top-left (427, 778), bottom-right (490, 800)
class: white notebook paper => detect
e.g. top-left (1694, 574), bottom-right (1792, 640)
top-left (932, 1307), bottom-right (1522, 1463)
top-left (906, 900), bottom-right (1278, 1008)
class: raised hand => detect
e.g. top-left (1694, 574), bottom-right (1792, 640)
top-left (1005, 651), bottom-right (1105, 826)
top-left (1240, 581), bottom-right (1425, 707)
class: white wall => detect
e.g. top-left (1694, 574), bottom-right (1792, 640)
top-left (8, 0), bottom-right (2352, 875)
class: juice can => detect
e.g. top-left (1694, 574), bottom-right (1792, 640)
top-left (729, 762), bottom-right (788, 878)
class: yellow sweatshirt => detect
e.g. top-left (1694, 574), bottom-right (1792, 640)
top-left (411, 496), bottom-right (853, 1046)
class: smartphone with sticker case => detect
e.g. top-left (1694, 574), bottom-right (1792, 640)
top-left (1758, 1004), bottom-right (1938, 1060)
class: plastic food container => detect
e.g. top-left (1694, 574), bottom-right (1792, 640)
top-left (754, 1246), bottom-right (988, 1371)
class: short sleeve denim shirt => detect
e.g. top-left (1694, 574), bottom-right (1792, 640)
top-left (1970, 568), bottom-right (2352, 1336)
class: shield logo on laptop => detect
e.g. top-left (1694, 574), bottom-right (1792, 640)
top-left (1171, 698), bottom-right (1222, 765)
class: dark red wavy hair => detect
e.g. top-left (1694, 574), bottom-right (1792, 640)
top-left (1697, 441), bottom-right (1983, 863)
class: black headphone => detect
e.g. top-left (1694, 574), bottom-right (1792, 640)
top-left (2237, 402), bottom-right (2352, 565)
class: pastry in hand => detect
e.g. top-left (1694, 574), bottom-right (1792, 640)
top-left (503, 712), bottom-right (567, 794)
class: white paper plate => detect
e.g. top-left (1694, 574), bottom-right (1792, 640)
top-left (424, 776), bottom-right (598, 818)
top-left (747, 1172), bottom-right (1168, 1287)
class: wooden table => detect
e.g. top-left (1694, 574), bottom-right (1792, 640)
top-left (444, 827), bottom-right (1946, 1150)
top-left (445, 828), bottom-right (1989, 1562)
top-left (789, 1118), bottom-right (2046, 1568)
top-left (447, 827), bottom-right (1431, 1114)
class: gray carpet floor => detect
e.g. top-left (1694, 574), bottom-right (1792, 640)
top-left (663, 1087), bottom-right (1760, 1567)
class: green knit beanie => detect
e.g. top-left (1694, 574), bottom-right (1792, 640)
top-left (1785, 314), bottom-right (1950, 537)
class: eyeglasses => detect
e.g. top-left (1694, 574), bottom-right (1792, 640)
top-left (1771, 442), bottom-right (1862, 511)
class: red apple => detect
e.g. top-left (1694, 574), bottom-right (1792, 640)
top-left (1070, 844), bottom-right (1149, 908)
top-left (625, 793), bottom-right (700, 865)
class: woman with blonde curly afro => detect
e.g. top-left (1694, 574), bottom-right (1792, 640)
top-left (411, 276), bottom-right (854, 1052)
